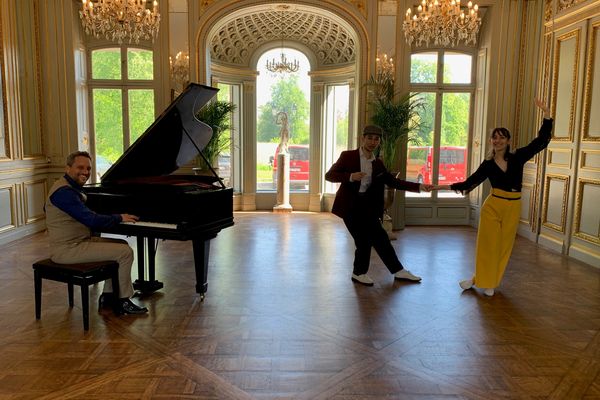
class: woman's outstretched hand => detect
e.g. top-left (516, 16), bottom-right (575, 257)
top-left (535, 97), bottom-right (551, 119)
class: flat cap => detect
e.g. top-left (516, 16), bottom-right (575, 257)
top-left (363, 125), bottom-right (383, 136)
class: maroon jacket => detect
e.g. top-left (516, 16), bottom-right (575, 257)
top-left (325, 149), bottom-right (421, 219)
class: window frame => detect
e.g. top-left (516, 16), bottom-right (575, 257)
top-left (86, 44), bottom-right (157, 182)
top-left (407, 49), bottom-right (477, 201)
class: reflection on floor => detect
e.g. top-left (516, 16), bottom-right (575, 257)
top-left (1, 212), bottom-right (599, 399)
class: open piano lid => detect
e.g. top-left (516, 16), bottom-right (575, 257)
top-left (101, 83), bottom-right (218, 183)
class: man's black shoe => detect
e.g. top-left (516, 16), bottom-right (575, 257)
top-left (118, 298), bottom-right (148, 315)
top-left (98, 292), bottom-right (115, 310)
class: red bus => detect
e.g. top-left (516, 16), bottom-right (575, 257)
top-left (272, 144), bottom-right (310, 189)
top-left (407, 146), bottom-right (467, 185)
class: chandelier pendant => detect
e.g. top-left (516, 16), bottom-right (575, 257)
top-left (266, 52), bottom-right (300, 74)
top-left (80, 0), bottom-right (161, 44)
top-left (403, 0), bottom-right (481, 48)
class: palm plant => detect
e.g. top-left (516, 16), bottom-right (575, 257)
top-left (366, 73), bottom-right (423, 172)
top-left (195, 100), bottom-right (236, 169)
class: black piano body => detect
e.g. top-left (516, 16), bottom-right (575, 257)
top-left (85, 83), bottom-right (233, 299)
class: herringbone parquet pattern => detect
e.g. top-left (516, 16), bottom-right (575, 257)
top-left (0, 212), bottom-right (599, 399)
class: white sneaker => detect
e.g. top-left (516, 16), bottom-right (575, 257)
top-left (459, 279), bottom-right (474, 290)
top-left (351, 273), bottom-right (374, 286)
top-left (483, 288), bottom-right (495, 297)
top-left (394, 269), bottom-right (422, 282)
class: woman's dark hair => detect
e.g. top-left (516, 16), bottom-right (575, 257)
top-left (485, 127), bottom-right (511, 160)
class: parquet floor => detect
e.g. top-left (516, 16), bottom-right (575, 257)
top-left (1, 212), bottom-right (599, 399)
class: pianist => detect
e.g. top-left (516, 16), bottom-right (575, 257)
top-left (44, 151), bottom-right (148, 315)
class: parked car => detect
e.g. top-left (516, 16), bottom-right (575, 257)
top-left (407, 146), bottom-right (467, 185)
top-left (272, 144), bottom-right (309, 190)
top-left (95, 155), bottom-right (112, 181)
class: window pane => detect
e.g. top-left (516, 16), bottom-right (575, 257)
top-left (406, 92), bottom-right (435, 198)
top-left (93, 88), bottom-right (123, 165)
top-left (410, 52), bottom-right (437, 84)
top-left (216, 83), bottom-right (233, 188)
top-left (256, 48), bottom-right (311, 192)
top-left (91, 48), bottom-right (121, 80)
top-left (128, 89), bottom-right (154, 144)
top-left (438, 92), bottom-right (470, 198)
top-left (443, 52), bottom-right (472, 84)
top-left (324, 85), bottom-right (349, 194)
top-left (127, 49), bottom-right (154, 80)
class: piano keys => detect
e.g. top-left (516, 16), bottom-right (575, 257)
top-left (85, 83), bottom-right (233, 299)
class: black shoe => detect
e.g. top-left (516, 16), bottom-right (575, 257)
top-left (118, 298), bottom-right (148, 315)
top-left (98, 292), bottom-right (115, 310)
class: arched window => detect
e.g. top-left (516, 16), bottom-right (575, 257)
top-left (406, 50), bottom-right (475, 199)
top-left (87, 46), bottom-right (156, 181)
top-left (255, 48), bottom-right (311, 192)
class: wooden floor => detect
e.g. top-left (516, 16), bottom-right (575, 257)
top-left (1, 212), bottom-right (600, 399)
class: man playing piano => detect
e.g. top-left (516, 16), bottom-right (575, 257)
top-left (44, 151), bottom-right (148, 315)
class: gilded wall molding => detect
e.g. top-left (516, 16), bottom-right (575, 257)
top-left (551, 29), bottom-right (580, 142)
top-left (542, 173), bottom-right (570, 233)
top-left (581, 21), bottom-right (600, 142)
top-left (22, 178), bottom-right (46, 224)
top-left (0, 8), bottom-right (9, 160)
top-left (572, 177), bottom-right (600, 244)
top-left (547, 148), bottom-right (572, 168)
top-left (0, 184), bottom-right (16, 233)
top-left (200, 0), bottom-right (368, 23)
top-left (580, 149), bottom-right (600, 171)
top-left (520, 182), bottom-right (534, 226)
top-left (557, 0), bottom-right (586, 12)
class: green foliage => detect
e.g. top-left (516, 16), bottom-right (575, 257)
top-left (409, 58), bottom-right (471, 148)
top-left (91, 47), bottom-right (155, 164)
top-left (196, 100), bottom-right (237, 168)
top-left (409, 57), bottom-right (437, 83)
top-left (441, 93), bottom-right (470, 146)
top-left (257, 75), bottom-right (309, 144)
top-left (366, 74), bottom-right (424, 172)
top-left (93, 88), bottom-right (123, 163)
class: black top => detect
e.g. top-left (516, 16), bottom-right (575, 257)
top-left (101, 83), bottom-right (218, 182)
top-left (451, 118), bottom-right (553, 194)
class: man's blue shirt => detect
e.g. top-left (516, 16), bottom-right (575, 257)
top-left (48, 174), bottom-right (121, 230)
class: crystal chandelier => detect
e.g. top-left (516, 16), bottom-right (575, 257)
top-left (265, 12), bottom-right (299, 74)
top-left (376, 52), bottom-right (395, 83)
top-left (266, 50), bottom-right (300, 74)
top-left (79, 0), bottom-right (161, 44)
top-left (169, 51), bottom-right (189, 91)
top-left (403, 0), bottom-right (481, 47)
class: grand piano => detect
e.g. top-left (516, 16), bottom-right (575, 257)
top-left (85, 83), bottom-right (233, 299)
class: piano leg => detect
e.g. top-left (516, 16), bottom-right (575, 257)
top-left (133, 236), bottom-right (164, 294)
top-left (192, 238), bottom-right (211, 300)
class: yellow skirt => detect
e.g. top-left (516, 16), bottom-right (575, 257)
top-left (473, 188), bottom-right (521, 289)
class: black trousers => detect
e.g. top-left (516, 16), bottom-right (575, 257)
top-left (342, 204), bottom-right (404, 276)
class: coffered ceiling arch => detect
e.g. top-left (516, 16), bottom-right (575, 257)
top-left (207, 4), bottom-right (359, 70)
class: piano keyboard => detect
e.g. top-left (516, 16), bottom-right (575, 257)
top-left (121, 221), bottom-right (177, 230)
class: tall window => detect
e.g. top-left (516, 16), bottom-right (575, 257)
top-left (255, 48), bottom-right (311, 192)
top-left (323, 84), bottom-right (350, 194)
top-left (406, 51), bottom-right (473, 199)
top-left (214, 82), bottom-right (241, 192)
top-left (89, 47), bottom-right (155, 181)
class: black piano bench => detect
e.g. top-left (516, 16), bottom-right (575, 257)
top-left (33, 258), bottom-right (120, 331)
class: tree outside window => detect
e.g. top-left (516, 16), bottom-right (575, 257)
top-left (406, 51), bottom-right (473, 199)
top-left (89, 47), bottom-right (155, 181)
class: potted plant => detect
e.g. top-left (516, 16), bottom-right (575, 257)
top-left (195, 100), bottom-right (236, 172)
top-left (366, 71), bottom-right (423, 236)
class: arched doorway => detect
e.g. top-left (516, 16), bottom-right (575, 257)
top-left (193, 2), bottom-right (369, 211)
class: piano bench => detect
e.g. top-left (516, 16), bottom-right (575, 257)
top-left (32, 258), bottom-right (120, 331)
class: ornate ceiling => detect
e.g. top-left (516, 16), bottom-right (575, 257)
top-left (209, 9), bottom-right (357, 68)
